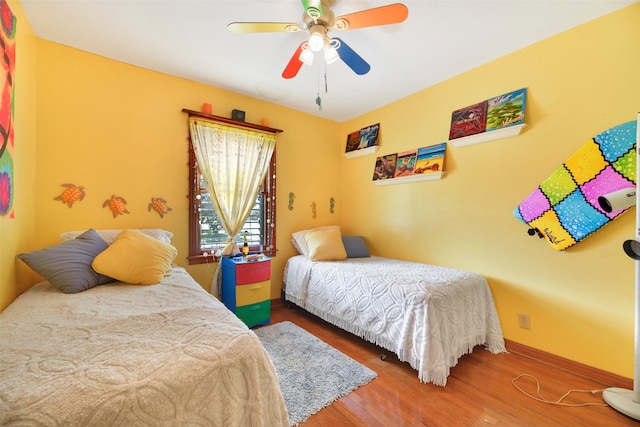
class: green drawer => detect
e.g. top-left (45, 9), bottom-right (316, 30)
top-left (236, 300), bottom-right (271, 328)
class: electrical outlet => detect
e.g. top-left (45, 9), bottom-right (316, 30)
top-left (518, 313), bottom-right (531, 329)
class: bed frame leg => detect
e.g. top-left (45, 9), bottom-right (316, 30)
top-left (281, 288), bottom-right (293, 309)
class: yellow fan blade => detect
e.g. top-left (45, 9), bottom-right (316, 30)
top-left (227, 22), bottom-right (302, 34)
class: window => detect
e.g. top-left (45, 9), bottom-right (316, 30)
top-left (187, 143), bottom-right (277, 265)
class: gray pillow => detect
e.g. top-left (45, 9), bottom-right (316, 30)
top-left (17, 229), bottom-right (115, 293)
top-left (341, 235), bottom-right (370, 258)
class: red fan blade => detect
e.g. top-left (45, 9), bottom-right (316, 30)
top-left (334, 3), bottom-right (408, 31)
top-left (282, 43), bottom-right (305, 79)
top-left (227, 22), bottom-right (301, 33)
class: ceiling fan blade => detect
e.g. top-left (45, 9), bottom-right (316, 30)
top-left (282, 43), bottom-right (305, 79)
top-left (301, 0), bottom-right (323, 19)
top-left (227, 22), bottom-right (301, 33)
top-left (334, 3), bottom-right (409, 30)
top-left (333, 38), bottom-right (370, 75)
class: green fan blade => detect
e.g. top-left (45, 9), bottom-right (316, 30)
top-left (301, 0), bottom-right (322, 19)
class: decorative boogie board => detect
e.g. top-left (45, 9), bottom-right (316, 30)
top-left (514, 120), bottom-right (637, 250)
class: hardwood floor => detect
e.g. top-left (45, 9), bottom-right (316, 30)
top-left (267, 302), bottom-right (637, 426)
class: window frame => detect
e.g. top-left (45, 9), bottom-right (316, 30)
top-left (187, 136), bottom-right (277, 265)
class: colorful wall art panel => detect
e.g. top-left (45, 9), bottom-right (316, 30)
top-left (394, 149), bottom-right (417, 178)
top-left (372, 142), bottom-right (447, 183)
top-left (0, 0), bottom-right (16, 219)
top-left (415, 143), bottom-right (446, 175)
top-left (449, 88), bottom-right (527, 143)
top-left (486, 88), bottom-right (526, 132)
top-left (346, 123), bottom-right (380, 154)
top-left (372, 153), bottom-right (397, 181)
top-left (449, 101), bottom-right (487, 140)
top-left (514, 120), bottom-right (637, 250)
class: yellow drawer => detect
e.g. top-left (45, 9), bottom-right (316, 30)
top-left (236, 280), bottom-right (270, 306)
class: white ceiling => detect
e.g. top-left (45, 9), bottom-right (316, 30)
top-left (21, 0), bottom-right (636, 122)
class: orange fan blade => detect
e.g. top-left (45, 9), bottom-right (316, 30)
top-left (227, 22), bottom-right (301, 33)
top-left (282, 43), bottom-right (305, 79)
top-left (334, 3), bottom-right (408, 31)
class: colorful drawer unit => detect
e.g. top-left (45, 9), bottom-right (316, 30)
top-left (221, 256), bottom-right (271, 328)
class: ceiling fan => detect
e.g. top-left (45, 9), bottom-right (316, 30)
top-left (227, 0), bottom-right (409, 79)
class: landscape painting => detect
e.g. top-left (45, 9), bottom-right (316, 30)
top-left (486, 88), bottom-right (526, 132)
top-left (415, 143), bottom-right (446, 175)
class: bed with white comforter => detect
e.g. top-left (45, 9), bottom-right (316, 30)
top-left (284, 255), bottom-right (505, 386)
top-left (0, 266), bottom-right (288, 426)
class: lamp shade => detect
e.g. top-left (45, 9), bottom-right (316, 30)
top-left (299, 46), bottom-right (314, 65)
top-left (308, 32), bottom-right (324, 51)
top-left (324, 46), bottom-right (339, 64)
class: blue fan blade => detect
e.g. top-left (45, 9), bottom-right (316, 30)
top-left (333, 38), bottom-right (370, 75)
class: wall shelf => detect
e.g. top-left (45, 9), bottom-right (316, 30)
top-left (373, 172), bottom-right (444, 186)
top-left (343, 145), bottom-right (379, 159)
top-left (449, 123), bottom-right (527, 147)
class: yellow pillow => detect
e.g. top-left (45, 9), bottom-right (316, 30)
top-left (92, 229), bottom-right (178, 285)
top-left (305, 228), bottom-right (347, 261)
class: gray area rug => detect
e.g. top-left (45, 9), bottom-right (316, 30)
top-left (254, 321), bottom-right (377, 426)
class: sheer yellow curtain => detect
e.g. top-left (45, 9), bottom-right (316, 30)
top-left (189, 117), bottom-right (276, 295)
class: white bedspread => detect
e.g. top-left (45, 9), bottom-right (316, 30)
top-left (0, 267), bottom-right (288, 426)
top-left (284, 255), bottom-right (505, 386)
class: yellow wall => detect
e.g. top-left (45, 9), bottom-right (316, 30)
top-left (31, 38), bottom-right (341, 301)
top-left (0, 0), bottom-right (37, 310)
top-left (338, 3), bottom-right (640, 379)
top-left (3, 1), bottom-right (638, 380)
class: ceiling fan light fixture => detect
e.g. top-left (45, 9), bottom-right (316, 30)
top-left (324, 45), bottom-right (339, 64)
top-left (308, 31), bottom-right (325, 52)
top-left (299, 44), bottom-right (314, 65)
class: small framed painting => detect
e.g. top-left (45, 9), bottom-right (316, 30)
top-left (345, 130), bottom-right (361, 153)
top-left (345, 123), bottom-right (380, 153)
top-left (394, 150), bottom-right (417, 178)
top-left (372, 153), bottom-right (397, 181)
top-left (449, 101), bottom-right (487, 140)
top-left (415, 143), bottom-right (446, 175)
top-left (486, 88), bottom-right (526, 132)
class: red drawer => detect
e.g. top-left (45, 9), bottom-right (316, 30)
top-left (236, 260), bottom-right (270, 285)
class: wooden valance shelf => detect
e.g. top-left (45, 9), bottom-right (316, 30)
top-left (182, 109), bottom-right (283, 134)
top-left (448, 123), bottom-right (527, 147)
top-left (373, 172), bottom-right (444, 186)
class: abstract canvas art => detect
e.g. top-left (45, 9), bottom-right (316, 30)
top-left (514, 120), bottom-right (637, 250)
top-left (0, 0), bottom-right (16, 219)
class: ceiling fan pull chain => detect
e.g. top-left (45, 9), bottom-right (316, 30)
top-left (324, 64), bottom-right (328, 94)
top-left (315, 64), bottom-right (322, 111)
